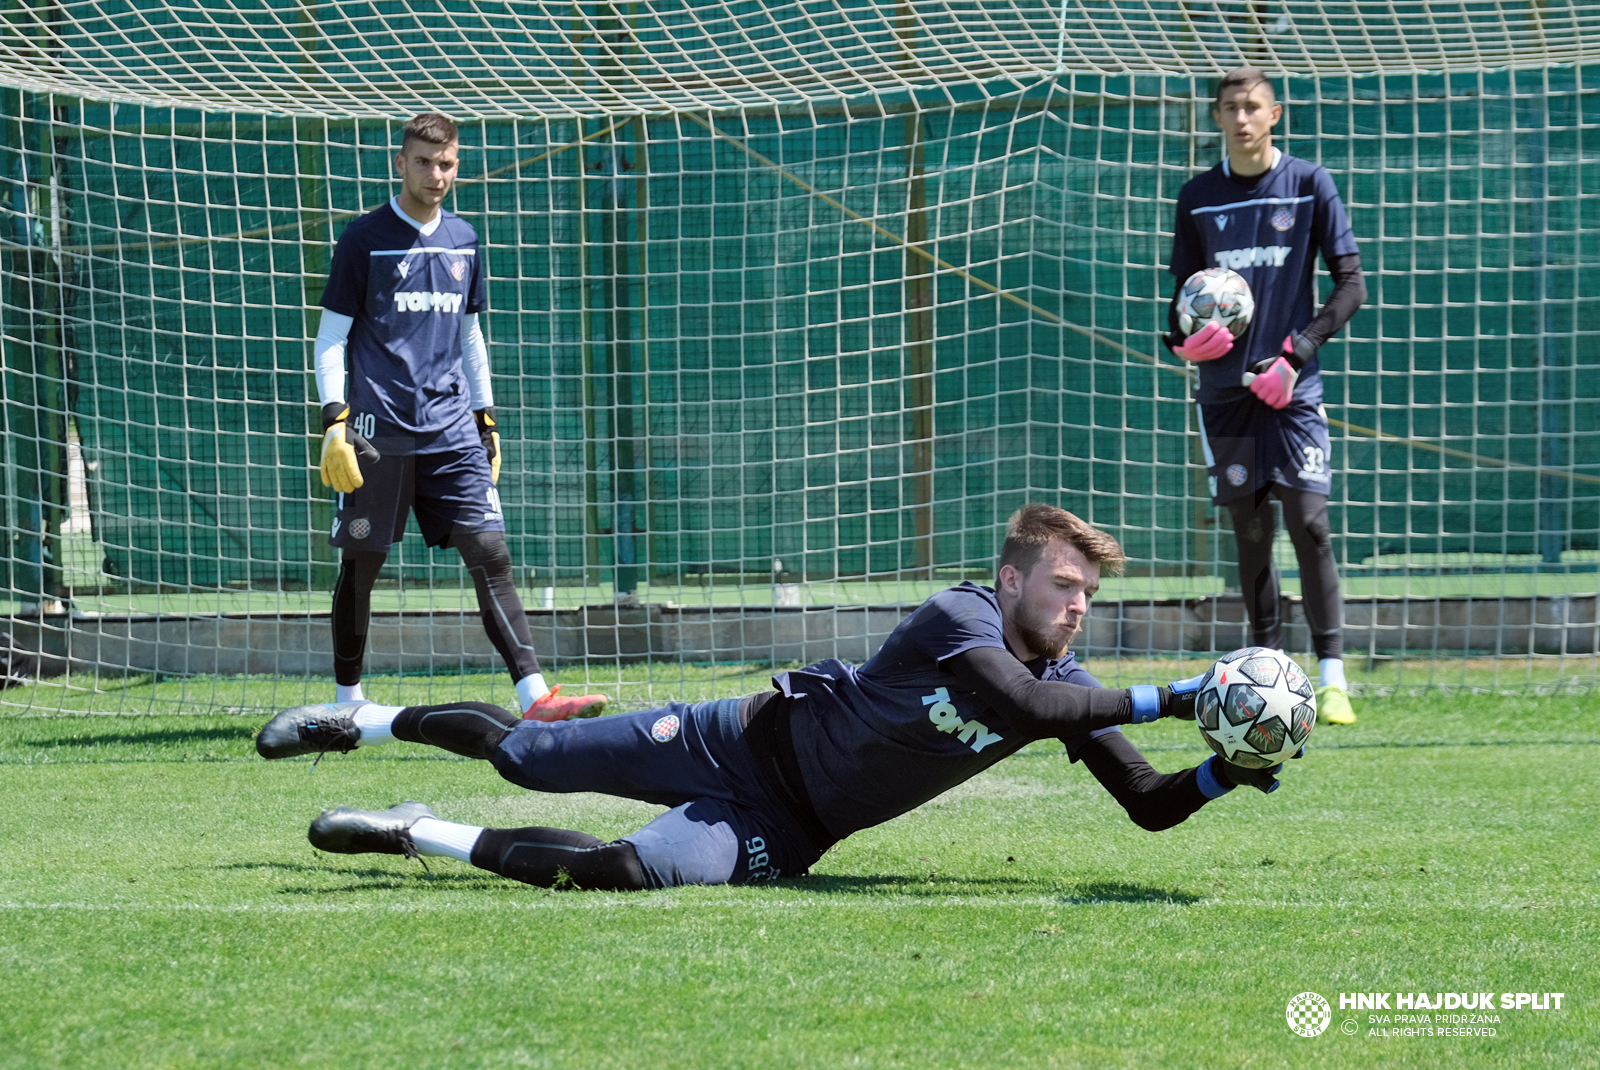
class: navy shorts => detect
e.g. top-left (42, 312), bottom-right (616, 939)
top-left (1197, 397), bottom-right (1333, 505)
top-left (330, 446), bottom-right (503, 551)
top-left (490, 699), bottom-right (823, 889)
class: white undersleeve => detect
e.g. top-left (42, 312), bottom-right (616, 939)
top-left (313, 310), bottom-right (354, 408)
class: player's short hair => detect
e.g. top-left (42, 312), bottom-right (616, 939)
top-left (402, 113), bottom-right (459, 150)
top-left (1213, 67), bottom-right (1277, 108)
top-left (998, 504), bottom-right (1126, 578)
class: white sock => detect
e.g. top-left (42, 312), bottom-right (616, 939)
top-left (336, 682), bottom-right (365, 703)
top-left (409, 817), bottom-right (484, 862)
top-left (1319, 658), bottom-right (1348, 690)
top-left (351, 703), bottom-right (404, 747)
top-left (515, 673), bottom-right (550, 712)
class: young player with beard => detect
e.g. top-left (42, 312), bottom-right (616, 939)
top-left (1165, 68), bottom-right (1368, 725)
top-left (256, 504), bottom-right (1291, 891)
top-left (313, 112), bottom-right (604, 721)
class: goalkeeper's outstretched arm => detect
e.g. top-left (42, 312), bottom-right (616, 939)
top-left (943, 646), bottom-right (1194, 737)
top-left (1072, 729), bottom-right (1212, 832)
top-left (1072, 727), bottom-right (1289, 831)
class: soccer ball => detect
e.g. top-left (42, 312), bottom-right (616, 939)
top-left (1194, 647), bottom-right (1315, 768)
top-left (1176, 267), bottom-right (1254, 337)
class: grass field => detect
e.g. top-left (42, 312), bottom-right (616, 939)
top-left (1, 679), bottom-right (1595, 1068)
top-left (1, 652), bottom-right (1597, 720)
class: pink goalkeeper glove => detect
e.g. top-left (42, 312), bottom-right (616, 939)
top-left (1242, 335), bottom-right (1309, 409)
top-left (1169, 320), bottom-right (1234, 362)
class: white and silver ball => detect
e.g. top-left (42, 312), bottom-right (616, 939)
top-left (1176, 267), bottom-right (1254, 337)
top-left (1195, 646), bottom-right (1315, 768)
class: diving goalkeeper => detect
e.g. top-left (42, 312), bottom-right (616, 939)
top-left (257, 504), bottom-right (1290, 891)
top-left (311, 111), bottom-right (603, 721)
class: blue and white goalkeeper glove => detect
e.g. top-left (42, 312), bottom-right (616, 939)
top-left (1127, 672), bottom-right (1207, 723)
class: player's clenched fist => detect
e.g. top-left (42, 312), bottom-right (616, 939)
top-left (1167, 320), bottom-right (1234, 362)
top-left (320, 402), bottom-right (378, 493)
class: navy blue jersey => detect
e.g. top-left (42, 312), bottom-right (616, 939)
top-left (321, 202), bottom-right (487, 455)
top-left (774, 582), bottom-right (1102, 838)
top-left (1170, 154), bottom-right (1358, 405)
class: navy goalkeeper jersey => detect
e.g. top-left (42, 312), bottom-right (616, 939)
top-left (321, 201), bottom-right (487, 455)
top-left (774, 582), bottom-right (1102, 839)
top-left (1169, 153), bottom-right (1358, 406)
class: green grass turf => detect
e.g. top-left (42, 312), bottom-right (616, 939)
top-left (2, 652), bottom-right (1598, 719)
top-left (0, 689), bottom-right (1595, 1068)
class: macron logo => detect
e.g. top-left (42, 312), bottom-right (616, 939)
top-left (1213, 245), bottom-right (1291, 270)
top-left (393, 291), bottom-right (463, 314)
top-left (1215, 214), bottom-right (1229, 231)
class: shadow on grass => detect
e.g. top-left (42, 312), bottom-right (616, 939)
top-left (216, 860), bottom-right (507, 893)
top-left (5, 724), bottom-right (257, 749)
top-left (213, 863), bottom-right (1202, 904)
top-left (1051, 880), bottom-right (1202, 905)
top-left (279, 874), bottom-right (508, 894)
top-left (783, 874), bottom-right (1202, 905)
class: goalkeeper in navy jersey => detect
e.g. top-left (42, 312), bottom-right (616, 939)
top-left (255, 504), bottom-right (1291, 891)
top-left (312, 112), bottom-right (604, 722)
top-left (1165, 67), bottom-right (1368, 725)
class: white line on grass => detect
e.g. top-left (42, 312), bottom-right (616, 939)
top-left (2, 895), bottom-right (1593, 913)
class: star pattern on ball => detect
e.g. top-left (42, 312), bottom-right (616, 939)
top-left (1196, 648), bottom-right (1312, 767)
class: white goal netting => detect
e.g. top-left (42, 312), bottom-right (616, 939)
top-left (0, 1), bottom-right (1596, 712)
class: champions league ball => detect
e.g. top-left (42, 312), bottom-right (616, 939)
top-left (1195, 647), bottom-right (1315, 768)
top-left (1176, 267), bottom-right (1254, 337)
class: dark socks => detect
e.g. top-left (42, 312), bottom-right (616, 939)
top-left (1228, 491), bottom-right (1282, 649)
top-left (470, 826), bottom-right (649, 891)
top-left (1227, 487), bottom-right (1345, 659)
top-left (332, 551), bottom-right (387, 686)
top-left (1278, 487), bottom-right (1344, 661)
top-left (453, 530), bottom-right (541, 682)
top-left (391, 702), bottom-right (520, 760)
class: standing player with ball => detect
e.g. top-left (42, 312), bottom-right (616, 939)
top-left (312, 112), bottom-right (606, 722)
top-left (1165, 68), bottom-right (1368, 725)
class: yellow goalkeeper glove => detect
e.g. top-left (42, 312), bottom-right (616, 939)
top-left (475, 407), bottom-right (501, 485)
top-left (319, 403), bottom-right (378, 494)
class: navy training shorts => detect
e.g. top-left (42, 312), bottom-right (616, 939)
top-left (490, 698), bottom-right (823, 889)
top-left (1197, 396), bottom-right (1333, 505)
top-left (330, 445), bottom-right (503, 551)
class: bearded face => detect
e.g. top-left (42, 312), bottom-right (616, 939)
top-left (999, 539), bottom-right (1100, 661)
top-left (1007, 590), bottom-right (1079, 660)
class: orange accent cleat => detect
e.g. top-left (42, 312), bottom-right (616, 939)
top-left (521, 684), bottom-right (609, 722)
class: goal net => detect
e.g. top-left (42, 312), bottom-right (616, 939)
top-left (0, 0), bottom-right (1596, 711)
